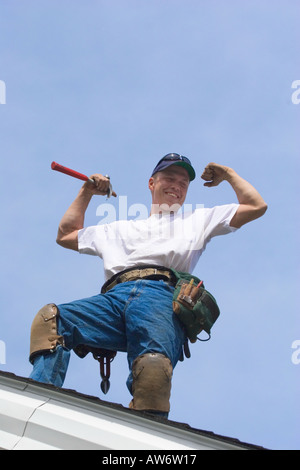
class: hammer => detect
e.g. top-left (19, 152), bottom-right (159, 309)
top-left (51, 161), bottom-right (116, 198)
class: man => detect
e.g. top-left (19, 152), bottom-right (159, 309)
top-left (29, 154), bottom-right (267, 416)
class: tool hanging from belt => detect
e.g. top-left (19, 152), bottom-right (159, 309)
top-left (92, 349), bottom-right (117, 394)
top-left (73, 344), bottom-right (117, 395)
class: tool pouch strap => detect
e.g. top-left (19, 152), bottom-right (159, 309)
top-left (171, 269), bottom-right (220, 344)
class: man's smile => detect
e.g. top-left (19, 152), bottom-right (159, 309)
top-left (164, 191), bottom-right (180, 199)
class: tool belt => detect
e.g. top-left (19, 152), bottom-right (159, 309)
top-left (101, 265), bottom-right (177, 293)
top-left (101, 265), bottom-right (220, 343)
top-left (171, 269), bottom-right (220, 343)
top-left (89, 266), bottom-right (219, 395)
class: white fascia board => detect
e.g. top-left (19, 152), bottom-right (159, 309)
top-left (21, 399), bottom-right (211, 451)
top-left (0, 384), bottom-right (50, 450)
top-left (0, 373), bottom-right (252, 451)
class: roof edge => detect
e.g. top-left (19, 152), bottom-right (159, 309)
top-left (0, 370), bottom-right (268, 450)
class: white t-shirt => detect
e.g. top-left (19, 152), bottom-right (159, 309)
top-left (78, 203), bottom-right (239, 280)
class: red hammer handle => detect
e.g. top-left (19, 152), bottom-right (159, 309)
top-left (51, 161), bottom-right (93, 183)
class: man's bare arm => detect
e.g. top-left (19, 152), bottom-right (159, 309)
top-left (56, 174), bottom-right (113, 251)
top-left (201, 163), bottom-right (268, 228)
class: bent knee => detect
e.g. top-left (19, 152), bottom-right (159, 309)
top-left (129, 353), bottom-right (173, 413)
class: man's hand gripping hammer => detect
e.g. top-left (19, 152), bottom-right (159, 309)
top-left (51, 161), bottom-right (116, 198)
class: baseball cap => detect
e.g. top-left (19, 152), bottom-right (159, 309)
top-left (151, 153), bottom-right (196, 181)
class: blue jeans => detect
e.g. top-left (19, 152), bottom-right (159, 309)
top-left (30, 280), bottom-right (185, 395)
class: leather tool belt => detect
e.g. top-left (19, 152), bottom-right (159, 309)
top-left (171, 270), bottom-right (220, 343)
top-left (101, 265), bottom-right (177, 294)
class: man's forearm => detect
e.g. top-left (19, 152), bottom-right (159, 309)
top-left (57, 187), bottom-right (93, 239)
top-left (225, 168), bottom-right (267, 209)
top-left (225, 168), bottom-right (267, 227)
top-left (56, 173), bottom-right (113, 250)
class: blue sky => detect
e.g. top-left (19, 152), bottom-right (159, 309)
top-left (0, 0), bottom-right (299, 450)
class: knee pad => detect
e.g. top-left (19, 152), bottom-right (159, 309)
top-left (129, 353), bottom-right (173, 413)
top-left (29, 304), bottom-right (65, 364)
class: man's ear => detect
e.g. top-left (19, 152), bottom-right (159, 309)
top-left (148, 176), bottom-right (155, 192)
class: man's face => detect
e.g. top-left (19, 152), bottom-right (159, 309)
top-left (148, 165), bottom-right (190, 210)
